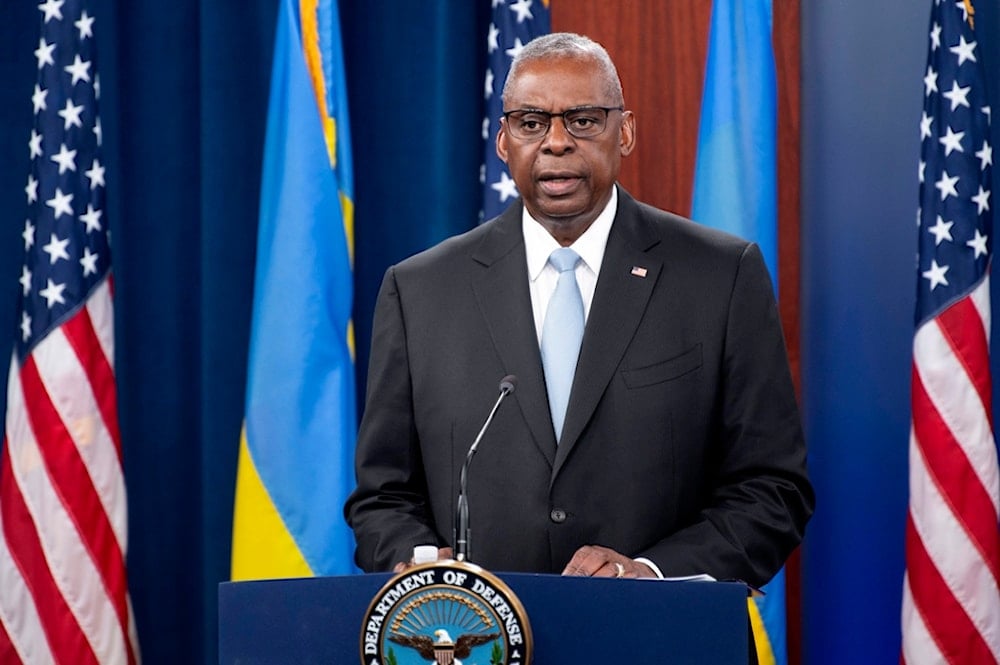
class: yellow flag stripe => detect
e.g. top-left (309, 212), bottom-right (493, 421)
top-left (340, 190), bottom-right (354, 266)
top-left (748, 597), bottom-right (777, 665)
top-left (231, 425), bottom-right (313, 580)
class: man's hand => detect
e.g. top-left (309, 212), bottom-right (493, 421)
top-left (561, 545), bottom-right (656, 578)
top-left (392, 547), bottom-right (454, 573)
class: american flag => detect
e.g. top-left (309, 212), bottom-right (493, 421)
top-left (903, 1), bottom-right (999, 663)
top-left (480, 0), bottom-right (550, 222)
top-left (0, 1), bottom-right (139, 663)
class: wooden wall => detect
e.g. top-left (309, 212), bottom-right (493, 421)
top-left (551, 2), bottom-right (803, 662)
top-left (551, 3), bottom-right (712, 216)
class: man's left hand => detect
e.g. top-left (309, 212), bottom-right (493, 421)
top-left (561, 544), bottom-right (655, 578)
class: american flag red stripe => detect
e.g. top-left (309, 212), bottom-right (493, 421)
top-left (936, 298), bottom-right (992, 419)
top-left (0, 613), bottom-right (18, 663)
top-left (906, 282), bottom-right (1000, 664)
top-left (912, 340), bottom-right (1000, 578)
top-left (20, 350), bottom-right (131, 632)
top-left (1, 447), bottom-right (100, 665)
top-left (62, 306), bottom-right (121, 452)
top-left (905, 515), bottom-right (997, 664)
top-left (912, 362), bottom-right (1000, 571)
top-left (2, 304), bottom-right (137, 663)
top-left (0, 1), bottom-right (139, 662)
top-left (903, 1), bottom-right (999, 663)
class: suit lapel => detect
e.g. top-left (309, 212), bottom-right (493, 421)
top-left (471, 205), bottom-right (558, 466)
top-left (553, 191), bottom-right (663, 478)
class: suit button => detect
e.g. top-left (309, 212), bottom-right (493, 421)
top-left (550, 509), bottom-right (567, 523)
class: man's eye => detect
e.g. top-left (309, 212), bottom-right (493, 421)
top-left (569, 115), bottom-right (598, 129)
top-left (518, 115), bottom-right (547, 131)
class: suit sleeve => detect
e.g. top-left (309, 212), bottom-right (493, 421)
top-left (343, 267), bottom-right (444, 572)
top-left (637, 243), bottom-right (814, 587)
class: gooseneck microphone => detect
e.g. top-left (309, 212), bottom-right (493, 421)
top-left (454, 375), bottom-right (517, 562)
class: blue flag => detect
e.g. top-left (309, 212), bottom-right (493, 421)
top-left (691, 1), bottom-right (785, 663)
top-left (231, 0), bottom-right (357, 579)
top-left (692, 0), bottom-right (778, 283)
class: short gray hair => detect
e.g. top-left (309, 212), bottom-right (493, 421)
top-left (501, 33), bottom-right (624, 107)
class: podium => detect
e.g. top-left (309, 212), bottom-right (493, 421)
top-left (219, 572), bottom-right (749, 663)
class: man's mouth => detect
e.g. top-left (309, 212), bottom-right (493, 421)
top-left (538, 173), bottom-right (583, 196)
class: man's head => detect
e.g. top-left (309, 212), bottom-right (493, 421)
top-left (497, 33), bottom-right (635, 245)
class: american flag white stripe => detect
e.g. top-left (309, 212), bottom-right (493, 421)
top-left (905, 512), bottom-right (999, 663)
top-left (969, 273), bottom-right (991, 332)
top-left (909, 308), bottom-right (1000, 663)
top-left (1, 442), bottom-right (98, 664)
top-left (910, 426), bottom-right (1000, 650)
top-left (902, 575), bottom-right (948, 665)
top-left (17, 347), bottom-right (127, 589)
top-left (909, 322), bottom-right (1000, 664)
top-left (32, 324), bottom-right (127, 549)
top-left (912, 305), bottom-right (1000, 562)
top-left (910, 424), bottom-right (1000, 596)
top-left (4, 333), bottom-right (130, 664)
top-left (0, 508), bottom-right (56, 665)
top-left (85, 280), bottom-right (115, 374)
top-left (914, 309), bottom-right (1000, 515)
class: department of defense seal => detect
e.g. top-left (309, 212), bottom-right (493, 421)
top-left (359, 560), bottom-right (532, 665)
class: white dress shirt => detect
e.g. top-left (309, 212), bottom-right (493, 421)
top-left (523, 186), bottom-right (617, 343)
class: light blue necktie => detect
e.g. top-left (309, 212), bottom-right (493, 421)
top-left (540, 247), bottom-right (584, 442)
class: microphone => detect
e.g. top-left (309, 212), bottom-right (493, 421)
top-left (454, 375), bottom-right (517, 562)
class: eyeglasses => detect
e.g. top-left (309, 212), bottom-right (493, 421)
top-left (502, 106), bottom-right (624, 141)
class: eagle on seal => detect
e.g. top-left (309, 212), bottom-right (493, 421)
top-left (388, 628), bottom-right (500, 664)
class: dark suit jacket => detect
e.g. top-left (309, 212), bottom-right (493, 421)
top-left (345, 189), bottom-right (813, 586)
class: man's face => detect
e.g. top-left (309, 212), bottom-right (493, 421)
top-left (497, 55), bottom-right (635, 241)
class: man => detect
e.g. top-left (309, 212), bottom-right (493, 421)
top-left (345, 33), bottom-right (813, 585)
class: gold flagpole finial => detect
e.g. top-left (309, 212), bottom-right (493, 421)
top-left (962, 0), bottom-right (976, 29)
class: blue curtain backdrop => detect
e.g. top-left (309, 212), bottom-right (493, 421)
top-left (0, 1), bottom-right (487, 662)
top-left (802, 2), bottom-right (1000, 663)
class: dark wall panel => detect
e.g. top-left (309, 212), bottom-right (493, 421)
top-left (551, 3), bottom-right (711, 217)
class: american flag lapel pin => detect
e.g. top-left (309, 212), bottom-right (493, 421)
top-left (630, 266), bottom-right (648, 278)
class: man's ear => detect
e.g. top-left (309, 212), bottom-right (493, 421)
top-left (619, 111), bottom-right (636, 157)
top-left (496, 121), bottom-right (509, 163)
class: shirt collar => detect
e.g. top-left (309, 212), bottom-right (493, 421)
top-left (523, 185), bottom-right (618, 280)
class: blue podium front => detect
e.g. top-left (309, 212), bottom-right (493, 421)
top-left (219, 572), bottom-right (748, 663)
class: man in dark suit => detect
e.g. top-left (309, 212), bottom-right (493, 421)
top-left (345, 33), bottom-right (813, 586)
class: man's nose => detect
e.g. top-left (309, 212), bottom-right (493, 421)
top-left (541, 116), bottom-right (575, 153)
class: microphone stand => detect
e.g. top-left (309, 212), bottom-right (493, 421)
top-left (454, 376), bottom-right (516, 562)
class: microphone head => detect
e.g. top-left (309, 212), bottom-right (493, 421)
top-left (499, 375), bottom-right (517, 394)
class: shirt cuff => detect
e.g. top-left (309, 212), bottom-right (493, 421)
top-left (633, 556), bottom-right (664, 579)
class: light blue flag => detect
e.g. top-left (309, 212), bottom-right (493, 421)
top-left (232, 0), bottom-right (357, 579)
top-left (691, 0), bottom-right (778, 284)
top-left (691, 1), bottom-right (785, 663)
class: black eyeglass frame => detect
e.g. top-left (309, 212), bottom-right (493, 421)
top-left (501, 106), bottom-right (625, 140)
